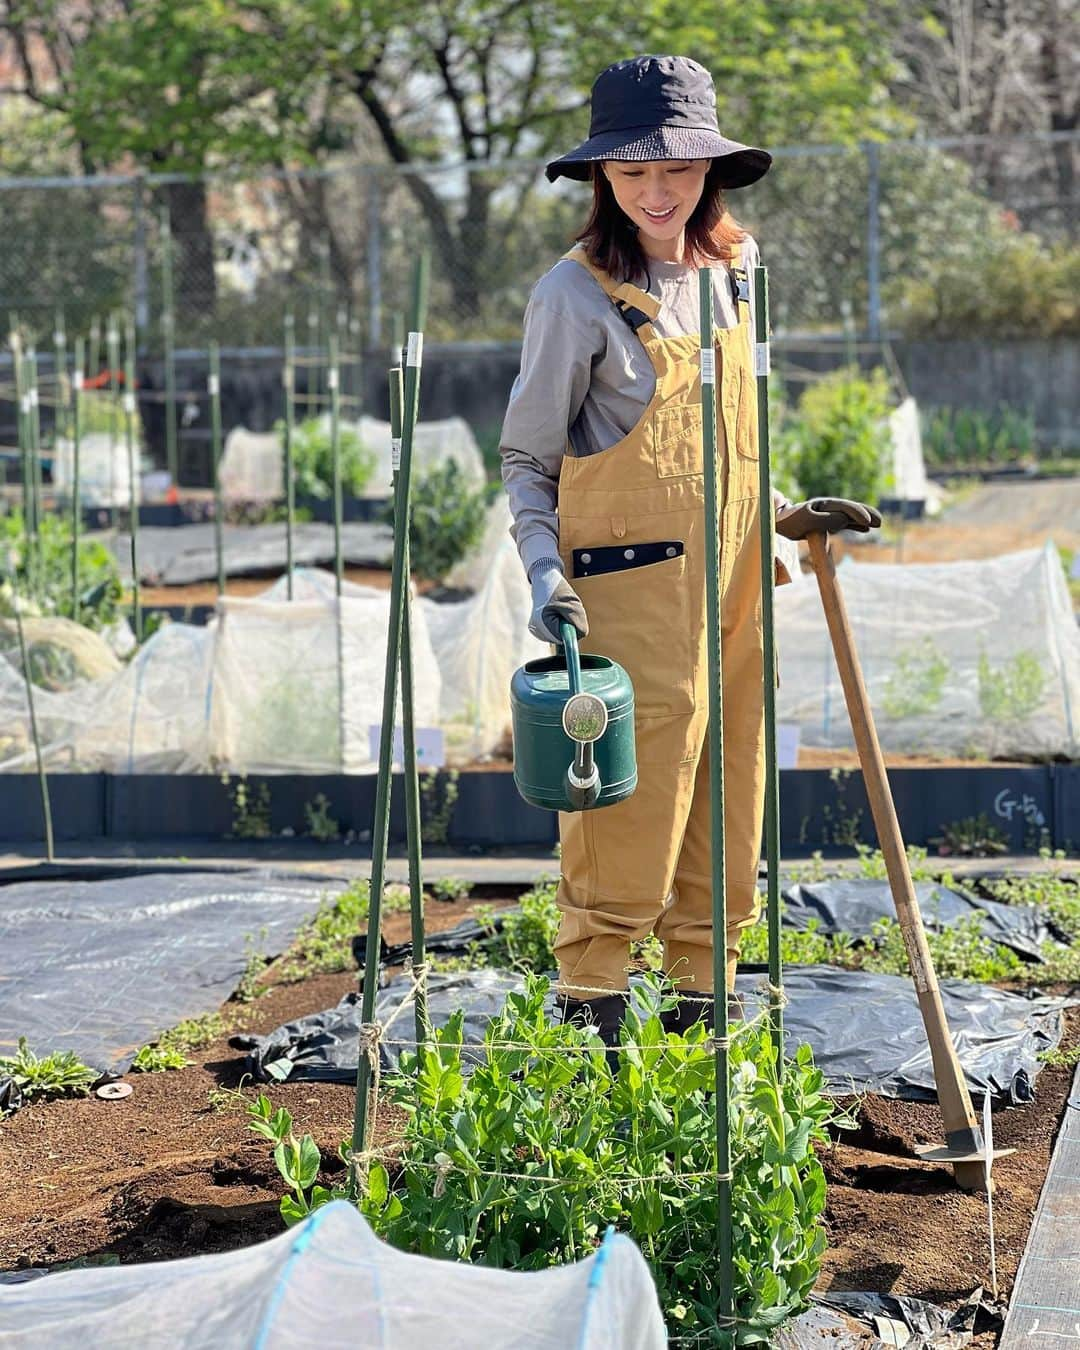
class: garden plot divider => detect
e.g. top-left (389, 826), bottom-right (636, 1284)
top-left (0, 764), bottom-right (1077, 851)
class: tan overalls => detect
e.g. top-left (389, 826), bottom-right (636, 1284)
top-left (555, 243), bottom-right (765, 998)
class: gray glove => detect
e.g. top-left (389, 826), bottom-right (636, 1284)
top-left (529, 561), bottom-right (588, 644)
top-left (775, 497), bottom-right (883, 541)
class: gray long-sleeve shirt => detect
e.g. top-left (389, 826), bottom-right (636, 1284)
top-left (499, 238), bottom-right (787, 578)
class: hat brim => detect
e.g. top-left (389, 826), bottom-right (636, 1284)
top-left (545, 125), bottom-right (771, 187)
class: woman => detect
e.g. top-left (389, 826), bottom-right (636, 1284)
top-left (500, 55), bottom-right (880, 1042)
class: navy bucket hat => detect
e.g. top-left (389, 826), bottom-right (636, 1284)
top-left (545, 55), bottom-right (771, 188)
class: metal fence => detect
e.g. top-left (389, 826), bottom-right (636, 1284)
top-left (0, 132), bottom-right (1076, 351)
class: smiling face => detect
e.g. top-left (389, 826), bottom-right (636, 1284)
top-left (601, 159), bottom-right (711, 261)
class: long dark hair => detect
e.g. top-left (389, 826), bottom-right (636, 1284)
top-left (575, 160), bottom-right (747, 283)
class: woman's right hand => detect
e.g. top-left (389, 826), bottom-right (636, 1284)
top-left (529, 562), bottom-right (588, 643)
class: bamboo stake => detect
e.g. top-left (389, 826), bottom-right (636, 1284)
top-left (124, 318), bottom-right (141, 641)
top-left (72, 338), bottom-right (83, 624)
top-left (351, 251), bottom-right (429, 1182)
top-left (283, 311), bottom-right (296, 599)
top-left (107, 316), bottom-right (120, 521)
top-left (390, 363), bottom-right (427, 1047)
top-left (700, 267), bottom-right (734, 1345)
top-left (807, 531), bottom-right (997, 1191)
top-left (329, 332), bottom-right (343, 595)
top-left (11, 575), bottom-right (54, 862)
top-left (209, 342), bottom-right (225, 596)
top-left (753, 266), bottom-right (784, 1066)
top-left (160, 208), bottom-right (179, 492)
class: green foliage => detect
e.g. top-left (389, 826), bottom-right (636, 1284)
top-left (985, 871), bottom-right (1080, 943)
top-left (431, 876), bottom-right (472, 903)
top-left (896, 223), bottom-right (1079, 338)
top-left (978, 652), bottom-right (1046, 722)
top-left (855, 843), bottom-right (943, 882)
top-left (419, 769), bottom-right (460, 845)
top-left (274, 880), bottom-right (410, 984)
top-left (224, 774), bottom-right (272, 839)
top-left (929, 814), bottom-right (1009, 858)
top-left (386, 463), bottom-right (488, 584)
top-left (739, 916), bottom-right (854, 967)
top-left (132, 1042), bottom-right (192, 1072)
top-left (922, 404), bottom-right (1037, 467)
top-left (278, 417), bottom-right (376, 501)
top-left (775, 367), bottom-right (893, 504)
top-left (234, 932), bottom-right (270, 1003)
top-left (76, 391), bottom-right (137, 439)
top-left (256, 975), bottom-right (844, 1338)
top-left (0, 1038), bottom-right (97, 1106)
top-left (882, 640), bottom-right (949, 719)
top-left (475, 880), bottom-right (561, 973)
top-left (304, 792), bottom-right (340, 842)
top-left (0, 509), bottom-right (124, 634)
top-left (860, 913), bottom-right (1023, 982)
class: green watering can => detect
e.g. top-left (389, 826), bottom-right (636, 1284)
top-left (511, 621), bottom-right (637, 812)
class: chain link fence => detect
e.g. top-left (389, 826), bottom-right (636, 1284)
top-left (0, 132), bottom-right (1075, 352)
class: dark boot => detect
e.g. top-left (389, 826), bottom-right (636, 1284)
top-left (556, 993), bottom-right (626, 1069)
top-left (660, 992), bottom-right (743, 1036)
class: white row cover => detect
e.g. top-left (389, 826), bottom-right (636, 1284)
top-left (776, 542), bottom-right (1080, 758)
top-left (52, 434), bottom-right (141, 507)
top-left (219, 414), bottom-right (486, 501)
top-left (1, 523), bottom-right (1075, 772)
top-left (0, 1200), bottom-right (666, 1349)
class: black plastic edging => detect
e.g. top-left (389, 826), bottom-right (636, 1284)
top-left (0, 766), bottom-right (1074, 852)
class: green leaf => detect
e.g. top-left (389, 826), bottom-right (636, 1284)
top-left (296, 1134), bottom-right (321, 1190)
top-left (366, 1164), bottom-right (389, 1206)
top-left (280, 1194), bottom-right (308, 1227)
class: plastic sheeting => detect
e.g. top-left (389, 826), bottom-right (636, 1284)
top-left (0, 1200), bottom-right (666, 1350)
top-left (232, 966), bottom-right (1071, 1103)
top-left (112, 521), bottom-right (393, 585)
top-left (216, 415), bottom-right (486, 502)
top-left (888, 396), bottom-right (930, 505)
top-left (782, 879), bottom-right (1058, 960)
top-left (52, 434), bottom-right (140, 508)
top-left (0, 871), bottom-right (336, 1072)
top-left (776, 543), bottom-right (1080, 757)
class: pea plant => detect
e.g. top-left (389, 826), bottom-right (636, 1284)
top-left (250, 975), bottom-right (846, 1341)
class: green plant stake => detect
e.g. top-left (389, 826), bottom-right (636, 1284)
top-left (72, 337), bottom-right (83, 624)
top-left (329, 333), bottom-right (343, 595)
top-left (753, 265), bottom-right (784, 1067)
top-left (699, 266), bottom-right (734, 1344)
top-left (124, 318), bottom-right (141, 641)
top-left (11, 573), bottom-right (54, 861)
top-left (352, 251), bottom-right (430, 1181)
top-left (160, 208), bottom-right (179, 492)
top-left (107, 316), bottom-right (120, 522)
top-left (283, 311), bottom-right (296, 600)
top-left (30, 350), bottom-right (44, 560)
top-left (209, 342), bottom-right (225, 596)
top-left (390, 362), bottom-right (427, 1047)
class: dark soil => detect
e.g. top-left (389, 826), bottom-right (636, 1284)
top-left (1, 890), bottom-right (1076, 1324)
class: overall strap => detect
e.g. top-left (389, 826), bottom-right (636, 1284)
top-left (728, 241), bottom-right (751, 327)
top-left (562, 246), bottom-right (661, 339)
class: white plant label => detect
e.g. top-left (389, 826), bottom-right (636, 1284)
top-left (699, 348), bottom-right (716, 383)
top-left (755, 341), bottom-right (771, 376)
top-left (207, 373), bottom-right (220, 396)
top-left (19, 395), bottom-right (30, 414)
top-left (391, 437), bottom-right (402, 471)
top-left (406, 332), bottom-right (423, 367)
top-left (123, 393), bottom-right (136, 415)
top-left (74, 372), bottom-right (84, 391)
top-left (328, 367), bottom-right (339, 390)
top-left (368, 724), bottom-right (445, 769)
top-left (29, 388), bottom-right (39, 408)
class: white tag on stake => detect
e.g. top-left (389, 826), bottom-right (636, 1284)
top-left (755, 341), bottom-right (771, 377)
top-left (699, 348), bottom-right (716, 383)
top-left (29, 387), bottom-right (39, 408)
top-left (328, 367), bottom-right (339, 390)
top-left (207, 373), bottom-right (220, 396)
top-left (19, 395), bottom-right (30, 415)
top-left (123, 392), bottom-right (136, 415)
top-left (74, 371), bottom-right (84, 391)
top-left (391, 437), bottom-right (402, 471)
top-left (406, 332), bottom-right (423, 367)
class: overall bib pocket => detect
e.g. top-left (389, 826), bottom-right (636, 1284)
top-left (652, 403), bottom-right (703, 479)
top-left (573, 551), bottom-right (695, 716)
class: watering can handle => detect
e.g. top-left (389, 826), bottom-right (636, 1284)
top-left (560, 620), bottom-right (583, 696)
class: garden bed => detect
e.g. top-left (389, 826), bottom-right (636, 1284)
top-left (1, 873), bottom-right (1078, 1335)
